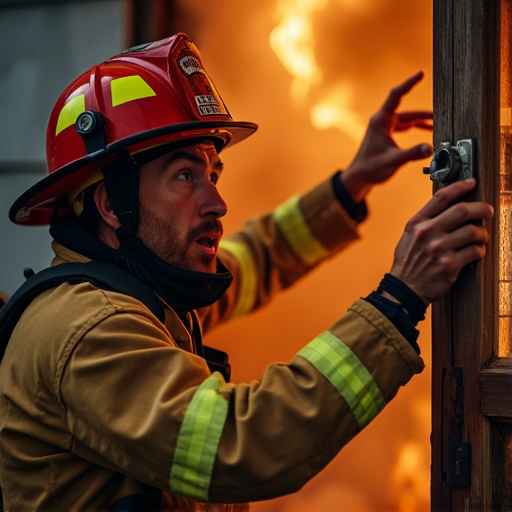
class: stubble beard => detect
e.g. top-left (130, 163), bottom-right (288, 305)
top-left (138, 204), bottom-right (222, 274)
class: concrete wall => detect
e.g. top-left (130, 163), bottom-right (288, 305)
top-left (0, 0), bottom-right (123, 298)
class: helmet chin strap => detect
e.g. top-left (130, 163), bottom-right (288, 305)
top-left (101, 151), bottom-right (143, 251)
top-left (75, 110), bottom-right (141, 250)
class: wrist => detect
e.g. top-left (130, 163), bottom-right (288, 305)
top-left (364, 291), bottom-right (421, 353)
top-left (332, 171), bottom-right (368, 223)
top-left (379, 289), bottom-right (402, 305)
top-left (340, 168), bottom-right (370, 203)
top-left (377, 273), bottom-right (428, 325)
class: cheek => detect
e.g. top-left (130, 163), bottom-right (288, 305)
top-left (140, 186), bottom-right (175, 215)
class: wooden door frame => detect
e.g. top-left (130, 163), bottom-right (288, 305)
top-left (431, 0), bottom-right (501, 509)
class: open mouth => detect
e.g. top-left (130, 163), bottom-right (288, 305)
top-left (190, 221), bottom-right (223, 256)
top-left (195, 234), bottom-right (221, 255)
top-left (196, 236), bottom-right (216, 249)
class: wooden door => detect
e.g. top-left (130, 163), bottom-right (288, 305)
top-left (431, 0), bottom-right (512, 509)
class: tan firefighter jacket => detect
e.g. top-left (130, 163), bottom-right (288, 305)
top-left (0, 178), bottom-right (424, 510)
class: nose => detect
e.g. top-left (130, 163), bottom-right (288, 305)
top-left (199, 180), bottom-right (228, 219)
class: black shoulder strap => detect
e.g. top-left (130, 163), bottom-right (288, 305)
top-left (0, 261), bottom-right (231, 381)
top-left (0, 262), bottom-right (165, 362)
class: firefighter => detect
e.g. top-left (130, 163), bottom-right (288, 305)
top-left (0, 33), bottom-right (492, 510)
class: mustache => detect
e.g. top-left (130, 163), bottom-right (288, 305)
top-left (187, 219), bottom-right (223, 244)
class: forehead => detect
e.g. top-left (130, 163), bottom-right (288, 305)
top-left (176, 141), bottom-right (220, 160)
top-left (141, 140), bottom-right (220, 172)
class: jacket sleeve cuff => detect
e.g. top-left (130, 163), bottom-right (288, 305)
top-left (363, 292), bottom-right (421, 354)
top-left (331, 171), bottom-right (368, 223)
top-left (294, 176), bottom-right (362, 255)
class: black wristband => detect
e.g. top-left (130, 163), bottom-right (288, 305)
top-left (377, 273), bottom-right (427, 325)
top-left (364, 292), bottom-right (421, 354)
top-left (331, 171), bottom-right (368, 223)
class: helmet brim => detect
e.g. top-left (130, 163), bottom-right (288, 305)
top-left (10, 120), bottom-right (257, 225)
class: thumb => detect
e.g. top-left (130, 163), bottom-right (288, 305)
top-left (383, 143), bottom-right (432, 171)
top-left (404, 143), bottom-right (433, 162)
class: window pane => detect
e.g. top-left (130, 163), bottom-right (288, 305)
top-left (500, 0), bottom-right (512, 356)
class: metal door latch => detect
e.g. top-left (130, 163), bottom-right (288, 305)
top-left (446, 438), bottom-right (472, 487)
top-left (423, 139), bottom-right (477, 187)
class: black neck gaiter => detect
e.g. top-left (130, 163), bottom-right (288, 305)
top-left (49, 217), bottom-right (233, 314)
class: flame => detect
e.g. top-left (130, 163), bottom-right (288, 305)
top-left (270, 0), bottom-right (365, 142)
top-left (310, 83), bottom-right (365, 141)
top-left (388, 398), bottom-right (431, 511)
top-left (179, 1), bottom-right (432, 510)
top-left (267, 2), bottom-right (431, 510)
top-left (391, 441), bottom-right (428, 512)
top-left (269, 0), bottom-right (326, 102)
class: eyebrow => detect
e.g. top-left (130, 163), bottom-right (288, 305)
top-left (164, 151), bottom-right (224, 171)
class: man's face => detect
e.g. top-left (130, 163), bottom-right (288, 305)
top-left (137, 141), bottom-right (227, 274)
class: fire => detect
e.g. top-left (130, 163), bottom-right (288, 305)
top-left (266, 1), bottom-right (432, 511)
top-left (270, 0), bottom-right (365, 142)
top-left (310, 84), bottom-right (364, 141)
top-left (177, 0), bottom-right (432, 510)
top-left (269, 0), bottom-right (325, 102)
top-left (388, 398), bottom-right (431, 511)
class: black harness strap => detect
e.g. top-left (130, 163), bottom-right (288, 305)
top-left (0, 262), bottom-right (230, 381)
top-left (0, 262), bottom-right (164, 361)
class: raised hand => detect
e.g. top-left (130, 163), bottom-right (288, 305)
top-left (341, 71), bottom-right (433, 202)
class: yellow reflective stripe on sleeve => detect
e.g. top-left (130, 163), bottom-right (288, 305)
top-left (55, 94), bottom-right (86, 136)
top-left (111, 75), bottom-right (156, 107)
top-left (298, 331), bottom-right (385, 429)
top-left (274, 195), bottom-right (329, 266)
top-left (219, 239), bottom-right (257, 318)
top-left (170, 372), bottom-right (229, 501)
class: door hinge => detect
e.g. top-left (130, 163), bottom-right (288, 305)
top-left (442, 367), bottom-right (472, 487)
top-left (446, 437), bottom-right (472, 487)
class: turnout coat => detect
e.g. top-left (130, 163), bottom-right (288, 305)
top-left (0, 178), bottom-right (424, 510)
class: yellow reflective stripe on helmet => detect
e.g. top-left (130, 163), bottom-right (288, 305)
top-left (111, 75), bottom-right (156, 107)
top-left (219, 239), bottom-right (257, 318)
top-left (55, 94), bottom-right (86, 136)
top-left (298, 331), bottom-right (385, 429)
top-left (274, 195), bottom-right (329, 266)
top-left (170, 372), bottom-right (229, 501)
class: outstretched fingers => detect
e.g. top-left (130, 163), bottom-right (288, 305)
top-left (395, 111), bottom-right (433, 131)
top-left (380, 71), bottom-right (425, 115)
top-left (393, 143), bottom-right (433, 165)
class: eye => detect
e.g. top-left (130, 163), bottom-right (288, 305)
top-left (176, 170), bottom-right (193, 182)
top-left (209, 172), bottom-right (219, 185)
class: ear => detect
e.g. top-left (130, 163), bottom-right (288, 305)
top-left (93, 182), bottom-right (121, 230)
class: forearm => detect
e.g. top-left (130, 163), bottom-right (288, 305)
top-left (202, 177), bottom-right (364, 331)
top-left (207, 299), bottom-right (424, 502)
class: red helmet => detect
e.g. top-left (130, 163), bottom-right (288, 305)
top-left (10, 33), bottom-right (258, 225)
